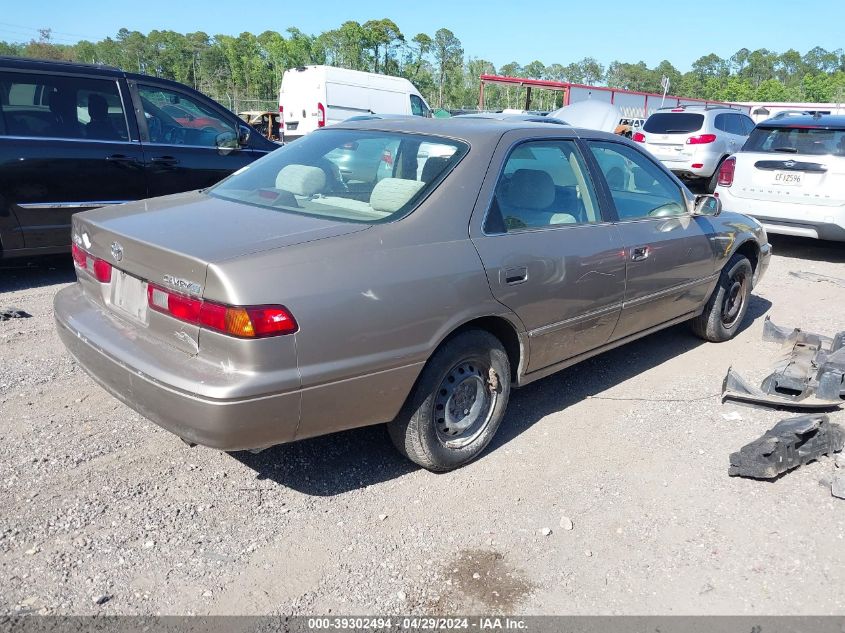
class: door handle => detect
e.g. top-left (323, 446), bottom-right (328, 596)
top-left (106, 154), bottom-right (139, 164)
top-left (631, 246), bottom-right (650, 262)
top-left (503, 266), bottom-right (528, 285)
top-left (151, 156), bottom-right (179, 167)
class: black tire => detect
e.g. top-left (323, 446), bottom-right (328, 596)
top-left (387, 329), bottom-right (511, 472)
top-left (691, 253), bottom-right (753, 342)
top-left (705, 159), bottom-right (726, 193)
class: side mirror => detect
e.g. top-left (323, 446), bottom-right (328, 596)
top-left (238, 124), bottom-right (252, 147)
top-left (215, 130), bottom-right (239, 154)
top-left (693, 194), bottom-right (722, 217)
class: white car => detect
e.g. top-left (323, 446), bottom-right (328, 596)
top-left (715, 114), bottom-right (845, 241)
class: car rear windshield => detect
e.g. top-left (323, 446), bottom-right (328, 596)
top-left (643, 113), bottom-right (704, 134)
top-left (209, 129), bottom-right (467, 223)
top-left (743, 125), bottom-right (845, 155)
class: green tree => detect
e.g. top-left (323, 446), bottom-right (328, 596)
top-left (432, 28), bottom-right (463, 108)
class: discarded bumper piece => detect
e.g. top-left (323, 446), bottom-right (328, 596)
top-left (729, 414), bottom-right (844, 479)
top-left (722, 317), bottom-right (845, 409)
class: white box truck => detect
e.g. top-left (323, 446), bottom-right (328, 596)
top-left (278, 65), bottom-right (432, 141)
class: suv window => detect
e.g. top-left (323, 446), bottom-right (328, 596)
top-left (588, 141), bottom-right (686, 220)
top-left (643, 112), bottom-right (704, 134)
top-left (744, 125), bottom-right (845, 156)
top-left (484, 140), bottom-right (600, 233)
top-left (724, 114), bottom-right (746, 136)
top-left (714, 113), bottom-right (729, 133)
top-left (740, 115), bottom-right (756, 135)
top-left (410, 94), bottom-right (428, 117)
top-left (138, 85), bottom-right (234, 147)
top-left (0, 72), bottom-right (129, 141)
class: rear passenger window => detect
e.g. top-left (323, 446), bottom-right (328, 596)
top-left (588, 141), bottom-right (687, 220)
top-left (725, 114), bottom-right (745, 135)
top-left (0, 72), bottom-right (129, 141)
top-left (714, 113), bottom-right (728, 133)
top-left (485, 140), bottom-right (600, 233)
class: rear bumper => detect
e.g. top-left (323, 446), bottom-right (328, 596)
top-left (647, 147), bottom-right (721, 179)
top-left (54, 284), bottom-right (301, 451)
top-left (717, 189), bottom-right (845, 241)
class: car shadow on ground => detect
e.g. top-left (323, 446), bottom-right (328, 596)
top-left (0, 255), bottom-right (76, 293)
top-left (767, 235), bottom-right (845, 264)
top-left (232, 294), bottom-right (772, 497)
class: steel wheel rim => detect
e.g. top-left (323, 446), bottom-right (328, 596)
top-left (433, 360), bottom-right (497, 449)
top-left (721, 270), bottom-right (748, 327)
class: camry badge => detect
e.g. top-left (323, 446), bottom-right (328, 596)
top-left (110, 241), bottom-right (124, 262)
top-left (163, 274), bottom-right (202, 295)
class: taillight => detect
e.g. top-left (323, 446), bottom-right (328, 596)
top-left (718, 157), bottom-right (736, 187)
top-left (147, 283), bottom-right (297, 338)
top-left (317, 102), bottom-right (326, 127)
top-left (632, 132), bottom-right (645, 143)
top-left (687, 134), bottom-right (717, 145)
top-left (72, 243), bottom-right (112, 283)
top-left (279, 104), bottom-right (284, 122)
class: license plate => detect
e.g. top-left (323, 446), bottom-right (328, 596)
top-left (111, 270), bottom-right (148, 323)
top-left (772, 171), bottom-right (803, 186)
top-left (286, 122), bottom-right (299, 130)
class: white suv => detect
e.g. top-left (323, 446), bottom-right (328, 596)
top-left (715, 114), bottom-right (845, 241)
top-left (634, 105), bottom-right (755, 192)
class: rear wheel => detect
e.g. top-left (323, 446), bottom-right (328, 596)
top-left (691, 253), bottom-right (753, 342)
top-left (388, 330), bottom-right (511, 472)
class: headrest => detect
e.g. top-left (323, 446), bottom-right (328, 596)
top-left (88, 94), bottom-right (107, 117)
top-left (370, 178), bottom-right (425, 214)
top-left (549, 213), bottom-right (577, 225)
top-left (505, 169), bottom-right (555, 210)
top-left (275, 164), bottom-right (326, 196)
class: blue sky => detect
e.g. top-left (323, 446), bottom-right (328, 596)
top-left (2, 0), bottom-right (844, 72)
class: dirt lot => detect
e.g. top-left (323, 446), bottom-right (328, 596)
top-left (1, 235), bottom-right (844, 616)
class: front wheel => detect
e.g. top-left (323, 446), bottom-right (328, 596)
top-left (691, 253), bottom-right (753, 342)
top-left (387, 330), bottom-right (511, 472)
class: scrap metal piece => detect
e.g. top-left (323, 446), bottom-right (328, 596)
top-left (722, 318), bottom-right (845, 409)
top-left (0, 306), bottom-right (31, 321)
top-left (722, 367), bottom-right (840, 410)
top-left (729, 414), bottom-right (845, 479)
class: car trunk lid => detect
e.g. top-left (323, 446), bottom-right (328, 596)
top-left (729, 152), bottom-right (845, 207)
top-left (73, 190), bottom-right (368, 354)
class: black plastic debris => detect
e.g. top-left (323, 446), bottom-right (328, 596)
top-left (722, 317), bottom-right (845, 409)
top-left (728, 414), bottom-right (845, 479)
top-left (0, 306), bottom-right (31, 321)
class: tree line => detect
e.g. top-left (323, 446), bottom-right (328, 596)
top-left (3, 22), bottom-right (845, 112)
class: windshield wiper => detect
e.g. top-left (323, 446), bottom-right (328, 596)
top-left (664, 129), bottom-right (691, 133)
top-left (771, 146), bottom-right (798, 153)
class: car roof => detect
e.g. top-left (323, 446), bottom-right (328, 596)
top-left (0, 55), bottom-right (123, 76)
top-left (0, 55), bottom-right (223, 96)
top-left (330, 116), bottom-right (622, 144)
top-left (757, 114), bottom-right (845, 129)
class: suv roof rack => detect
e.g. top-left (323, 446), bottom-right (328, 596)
top-left (0, 55), bottom-right (121, 72)
top-left (657, 104), bottom-right (742, 112)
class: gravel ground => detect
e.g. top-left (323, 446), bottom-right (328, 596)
top-left (1, 235), bottom-right (844, 616)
